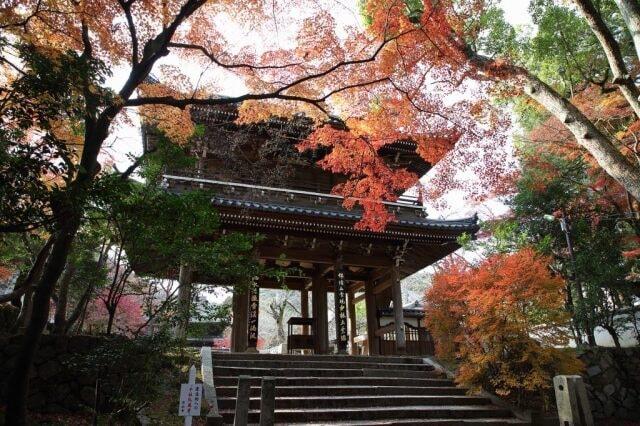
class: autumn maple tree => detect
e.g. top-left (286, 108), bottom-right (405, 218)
top-left (425, 248), bottom-right (582, 407)
top-left (353, 0), bottom-right (640, 202)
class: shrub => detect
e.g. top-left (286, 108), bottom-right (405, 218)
top-left (64, 332), bottom-right (176, 422)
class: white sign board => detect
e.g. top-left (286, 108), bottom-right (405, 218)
top-left (179, 383), bottom-right (203, 417)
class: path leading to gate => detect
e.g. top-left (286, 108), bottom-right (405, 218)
top-left (209, 352), bottom-right (529, 425)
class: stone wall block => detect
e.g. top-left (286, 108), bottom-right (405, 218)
top-left (4, 343), bottom-right (20, 357)
top-left (38, 359), bottom-right (60, 380)
top-left (0, 334), bottom-right (129, 413)
top-left (579, 347), bottom-right (640, 421)
top-left (38, 343), bottom-right (56, 360)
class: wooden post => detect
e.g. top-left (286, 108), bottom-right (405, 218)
top-left (234, 375), bottom-right (251, 426)
top-left (200, 347), bottom-right (223, 425)
top-left (347, 290), bottom-right (357, 355)
top-left (247, 279), bottom-right (259, 353)
top-left (301, 288), bottom-right (309, 335)
top-left (554, 375), bottom-right (594, 426)
top-left (231, 289), bottom-right (248, 353)
top-left (364, 279), bottom-right (380, 355)
top-left (312, 270), bottom-right (329, 354)
top-left (176, 263), bottom-right (193, 340)
top-left (391, 262), bottom-right (406, 354)
top-left (259, 377), bottom-right (276, 426)
top-left (333, 255), bottom-right (348, 354)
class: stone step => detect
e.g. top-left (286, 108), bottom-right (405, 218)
top-left (212, 352), bottom-right (426, 365)
top-left (212, 358), bottom-right (434, 371)
top-left (215, 385), bottom-right (468, 398)
top-left (219, 405), bottom-right (515, 424)
top-left (271, 419), bottom-right (530, 425)
top-left (213, 366), bottom-right (442, 378)
top-left (213, 376), bottom-right (454, 388)
top-left (217, 395), bottom-right (493, 410)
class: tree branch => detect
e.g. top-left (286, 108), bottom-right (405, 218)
top-left (117, 0), bottom-right (139, 65)
top-left (573, 0), bottom-right (640, 118)
top-left (117, 146), bottom-right (157, 180)
top-left (168, 42), bottom-right (303, 70)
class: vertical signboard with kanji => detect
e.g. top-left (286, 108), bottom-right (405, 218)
top-left (248, 278), bottom-right (260, 350)
top-left (334, 256), bottom-right (348, 353)
top-left (178, 365), bottom-right (202, 426)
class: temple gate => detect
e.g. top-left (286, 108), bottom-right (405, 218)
top-left (146, 104), bottom-right (479, 355)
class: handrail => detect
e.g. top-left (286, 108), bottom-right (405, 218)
top-left (200, 347), bottom-right (223, 425)
top-left (163, 173), bottom-right (426, 212)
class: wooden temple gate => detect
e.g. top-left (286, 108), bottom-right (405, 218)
top-left (147, 104), bottom-right (479, 356)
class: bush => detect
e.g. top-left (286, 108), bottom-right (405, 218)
top-left (64, 332), bottom-right (176, 422)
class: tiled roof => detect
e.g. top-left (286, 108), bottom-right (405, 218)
top-left (211, 196), bottom-right (479, 233)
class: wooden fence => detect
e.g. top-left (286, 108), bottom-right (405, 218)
top-left (377, 322), bottom-right (435, 356)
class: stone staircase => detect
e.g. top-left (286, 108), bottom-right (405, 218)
top-left (212, 352), bottom-right (528, 425)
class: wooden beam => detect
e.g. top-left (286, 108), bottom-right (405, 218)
top-left (258, 246), bottom-right (394, 268)
top-left (373, 276), bottom-right (393, 295)
top-left (231, 289), bottom-right (248, 353)
top-left (312, 270), bottom-right (329, 354)
top-left (257, 280), bottom-right (306, 291)
top-left (391, 264), bottom-right (406, 354)
top-left (369, 267), bottom-right (391, 284)
top-left (364, 280), bottom-right (380, 355)
top-left (347, 290), bottom-right (357, 355)
top-left (301, 289), bottom-right (309, 335)
top-left (352, 292), bottom-right (366, 304)
top-left (348, 281), bottom-right (365, 293)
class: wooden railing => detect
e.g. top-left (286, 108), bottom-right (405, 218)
top-left (377, 322), bottom-right (435, 356)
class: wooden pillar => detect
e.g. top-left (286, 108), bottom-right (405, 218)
top-left (312, 270), bottom-right (329, 354)
top-left (231, 288), bottom-right (249, 353)
top-left (176, 263), bottom-right (193, 339)
top-left (333, 255), bottom-right (348, 354)
top-left (301, 288), bottom-right (309, 335)
top-left (247, 280), bottom-right (259, 353)
top-left (364, 279), bottom-right (380, 355)
top-left (347, 290), bottom-right (357, 355)
top-left (391, 262), bottom-right (406, 354)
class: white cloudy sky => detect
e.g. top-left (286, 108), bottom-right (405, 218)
top-left (104, 1), bottom-right (534, 220)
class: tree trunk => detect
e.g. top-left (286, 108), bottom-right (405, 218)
top-left (586, 325), bottom-right (597, 346)
top-left (469, 52), bottom-right (640, 200)
top-left (106, 306), bottom-right (117, 335)
top-left (64, 282), bottom-right (93, 334)
top-left (573, 0), bottom-right (640, 118)
top-left (602, 324), bottom-right (622, 348)
top-left (523, 74), bottom-right (640, 200)
top-left (175, 263), bottom-right (193, 339)
top-left (9, 239), bottom-right (54, 330)
top-left (13, 288), bottom-right (34, 332)
top-left (75, 298), bottom-right (89, 334)
top-left (53, 263), bottom-right (75, 334)
top-left (5, 216), bottom-right (80, 425)
top-left (614, 0), bottom-right (640, 63)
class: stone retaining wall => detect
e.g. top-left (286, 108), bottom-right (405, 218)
top-left (580, 347), bottom-right (640, 420)
top-left (0, 334), bottom-right (121, 413)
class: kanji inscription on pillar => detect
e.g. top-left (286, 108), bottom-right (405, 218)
top-left (334, 266), bottom-right (348, 352)
top-left (248, 281), bottom-right (260, 348)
